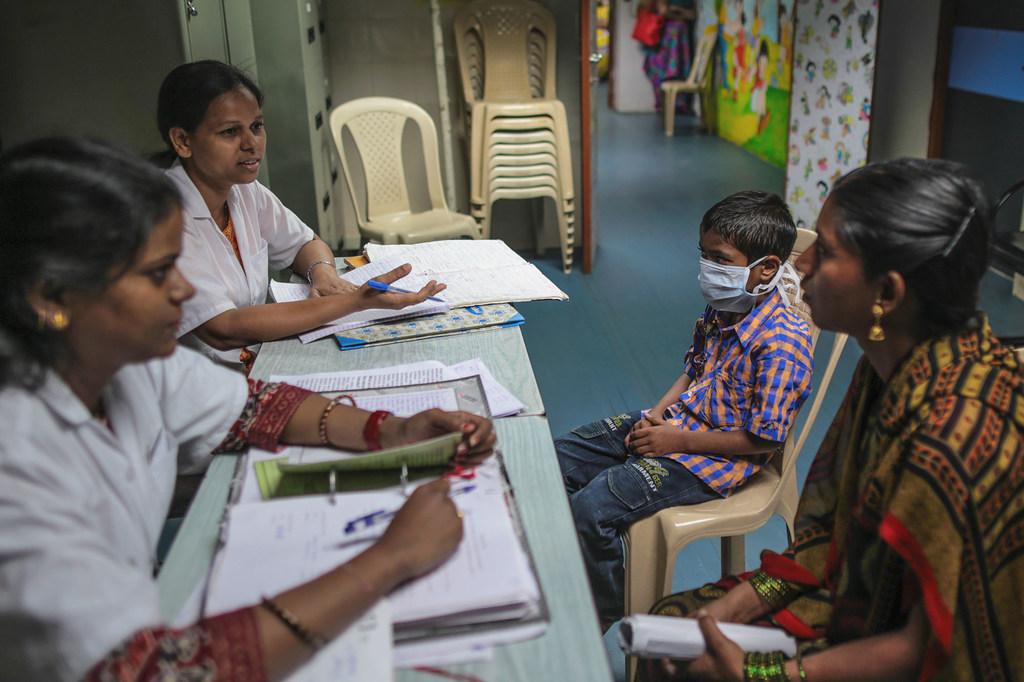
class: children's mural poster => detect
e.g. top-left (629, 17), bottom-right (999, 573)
top-left (783, 0), bottom-right (878, 229)
top-left (698, 0), bottom-right (796, 168)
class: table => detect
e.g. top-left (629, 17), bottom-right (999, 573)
top-left (157, 327), bottom-right (612, 682)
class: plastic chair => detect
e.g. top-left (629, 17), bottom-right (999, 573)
top-left (661, 32), bottom-right (718, 136)
top-left (622, 229), bottom-right (847, 680)
top-left (328, 97), bottom-right (480, 245)
top-left (454, 0), bottom-right (576, 272)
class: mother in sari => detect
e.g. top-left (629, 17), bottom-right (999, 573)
top-left (645, 158), bottom-right (1024, 681)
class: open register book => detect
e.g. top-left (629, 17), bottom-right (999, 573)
top-left (205, 458), bottom-right (548, 644)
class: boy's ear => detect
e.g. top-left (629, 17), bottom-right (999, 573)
top-left (757, 255), bottom-right (781, 283)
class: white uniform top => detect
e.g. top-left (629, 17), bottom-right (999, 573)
top-left (0, 347), bottom-right (248, 681)
top-left (166, 163), bottom-right (315, 367)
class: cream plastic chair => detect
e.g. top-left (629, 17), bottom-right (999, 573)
top-left (661, 32), bottom-right (718, 136)
top-left (622, 230), bottom-right (848, 680)
top-left (454, 0), bottom-right (576, 272)
top-left (328, 97), bottom-right (480, 245)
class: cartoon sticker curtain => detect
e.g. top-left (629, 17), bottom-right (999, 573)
top-left (784, 0), bottom-right (879, 230)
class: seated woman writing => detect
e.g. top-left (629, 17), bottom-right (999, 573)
top-left (0, 137), bottom-right (495, 681)
top-left (157, 60), bottom-right (444, 371)
top-left (643, 158), bottom-right (1024, 681)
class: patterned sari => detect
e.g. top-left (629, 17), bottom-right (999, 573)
top-left (649, 319), bottom-right (1024, 680)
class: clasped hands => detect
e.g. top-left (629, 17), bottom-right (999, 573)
top-left (626, 412), bottom-right (688, 458)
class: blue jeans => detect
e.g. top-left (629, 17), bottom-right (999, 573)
top-left (555, 411), bottom-right (718, 625)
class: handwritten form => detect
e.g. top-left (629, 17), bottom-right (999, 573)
top-left (270, 359), bottom-right (526, 418)
top-left (362, 239), bottom-right (568, 307)
top-left (269, 280), bottom-right (448, 343)
top-left (204, 471), bottom-right (542, 639)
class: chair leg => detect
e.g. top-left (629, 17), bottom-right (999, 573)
top-left (664, 89), bottom-right (677, 137)
top-left (721, 536), bottom-right (746, 577)
top-left (531, 197), bottom-right (545, 257)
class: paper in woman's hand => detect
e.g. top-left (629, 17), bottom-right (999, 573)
top-left (617, 614), bottom-right (797, 660)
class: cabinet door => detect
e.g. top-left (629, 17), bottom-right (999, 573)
top-left (179, 0), bottom-right (228, 62)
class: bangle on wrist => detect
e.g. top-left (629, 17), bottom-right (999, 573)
top-left (747, 569), bottom-right (798, 612)
top-left (319, 394), bottom-right (355, 446)
top-left (363, 410), bottom-right (392, 451)
top-left (306, 260), bottom-right (335, 284)
top-left (259, 597), bottom-right (327, 651)
top-left (795, 651), bottom-right (807, 680)
top-left (743, 650), bottom-right (791, 682)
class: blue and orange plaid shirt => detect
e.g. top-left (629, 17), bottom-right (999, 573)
top-left (655, 289), bottom-right (813, 496)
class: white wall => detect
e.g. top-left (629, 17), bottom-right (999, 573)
top-left (869, 0), bottom-right (942, 161)
top-left (610, 1), bottom-right (657, 112)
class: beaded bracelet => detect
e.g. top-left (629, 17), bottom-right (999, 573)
top-left (260, 597), bottom-right (327, 651)
top-left (319, 394), bottom-right (355, 446)
top-left (306, 259), bottom-right (335, 284)
top-left (747, 570), bottom-right (798, 612)
top-left (744, 651), bottom-right (792, 682)
top-left (363, 410), bottom-right (392, 451)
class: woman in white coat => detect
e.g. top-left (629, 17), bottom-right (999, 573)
top-left (157, 60), bottom-right (442, 370)
top-left (0, 137), bottom-right (495, 681)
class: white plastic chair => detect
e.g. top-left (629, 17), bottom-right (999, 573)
top-left (661, 32), bottom-right (718, 136)
top-left (328, 97), bottom-right (480, 245)
top-left (622, 230), bottom-right (848, 681)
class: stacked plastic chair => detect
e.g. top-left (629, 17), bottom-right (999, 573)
top-left (454, 0), bottom-right (576, 273)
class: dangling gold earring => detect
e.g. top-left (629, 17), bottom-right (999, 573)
top-left (868, 297), bottom-right (885, 342)
top-left (51, 311), bottom-right (69, 331)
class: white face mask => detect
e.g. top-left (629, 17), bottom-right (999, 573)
top-left (698, 256), bottom-right (802, 313)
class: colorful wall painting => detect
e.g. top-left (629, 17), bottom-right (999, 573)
top-left (697, 0), bottom-right (796, 168)
top-left (783, 0), bottom-right (878, 230)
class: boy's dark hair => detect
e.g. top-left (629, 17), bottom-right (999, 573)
top-left (700, 190), bottom-right (796, 262)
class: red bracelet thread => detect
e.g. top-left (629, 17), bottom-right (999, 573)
top-left (363, 410), bottom-right (392, 451)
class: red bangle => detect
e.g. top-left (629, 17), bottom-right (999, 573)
top-left (363, 410), bottom-right (392, 451)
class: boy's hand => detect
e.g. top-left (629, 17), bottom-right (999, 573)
top-left (628, 422), bottom-right (687, 458)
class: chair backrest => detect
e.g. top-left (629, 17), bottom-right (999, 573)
top-left (453, 0), bottom-right (558, 105)
top-left (685, 32), bottom-right (717, 89)
top-left (328, 97), bottom-right (450, 228)
top-left (775, 227), bottom-right (848, 477)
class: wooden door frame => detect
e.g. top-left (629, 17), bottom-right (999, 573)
top-left (580, 0), bottom-right (594, 273)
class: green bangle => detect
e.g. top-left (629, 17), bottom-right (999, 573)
top-left (747, 570), bottom-right (798, 611)
top-left (795, 651), bottom-right (808, 680)
top-left (743, 651), bottom-right (791, 682)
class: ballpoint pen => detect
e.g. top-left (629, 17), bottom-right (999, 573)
top-left (366, 279), bottom-right (445, 302)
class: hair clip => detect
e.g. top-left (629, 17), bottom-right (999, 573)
top-left (941, 205), bottom-right (975, 258)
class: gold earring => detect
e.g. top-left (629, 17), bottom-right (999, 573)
top-left (868, 298), bottom-right (885, 342)
top-left (51, 311), bottom-right (69, 331)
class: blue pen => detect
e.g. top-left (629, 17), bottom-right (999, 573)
top-left (338, 484), bottom-right (478, 537)
top-left (366, 279), bottom-right (445, 302)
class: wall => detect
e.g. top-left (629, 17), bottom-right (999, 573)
top-left (0, 2), bottom-right (186, 152)
top-left (609, 1), bottom-right (657, 112)
top-left (868, 0), bottom-right (941, 161)
top-left (325, 0), bottom-right (582, 254)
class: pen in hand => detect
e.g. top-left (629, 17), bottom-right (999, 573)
top-left (366, 279), bottom-right (445, 302)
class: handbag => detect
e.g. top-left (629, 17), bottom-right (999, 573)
top-left (632, 4), bottom-right (666, 47)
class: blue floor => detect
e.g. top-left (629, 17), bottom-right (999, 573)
top-left (517, 85), bottom-right (1024, 681)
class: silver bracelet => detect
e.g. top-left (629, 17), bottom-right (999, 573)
top-left (305, 260), bottom-right (335, 284)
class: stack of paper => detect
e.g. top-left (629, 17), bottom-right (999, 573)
top-left (362, 239), bottom-right (569, 307)
top-left (617, 614), bottom-right (797, 660)
top-left (204, 475), bottom-right (546, 643)
top-left (269, 280), bottom-right (449, 343)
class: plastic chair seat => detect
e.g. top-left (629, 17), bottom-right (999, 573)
top-left (329, 96), bottom-right (480, 245)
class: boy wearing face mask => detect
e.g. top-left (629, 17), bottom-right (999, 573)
top-left (555, 190), bottom-right (813, 629)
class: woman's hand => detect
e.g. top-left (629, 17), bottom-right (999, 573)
top-left (359, 263), bottom-right (447, 310)
top-left (656, 612), bottom-right (745, 682)
top-left (383, 409), bottom-right (496, 467)
top-left (372, 478), bottom-right (463, 582)
top-left (308, 273), bottom-right (358, 297)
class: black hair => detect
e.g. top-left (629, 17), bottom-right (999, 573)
top-left (0, 137), bottom-right (181, 388)
top-left (701, 190), bottom-right (797, 262)
top-left (156, 60), bottom-right (263, 156)
top-left (828, 157), bottom-right (992, 338)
